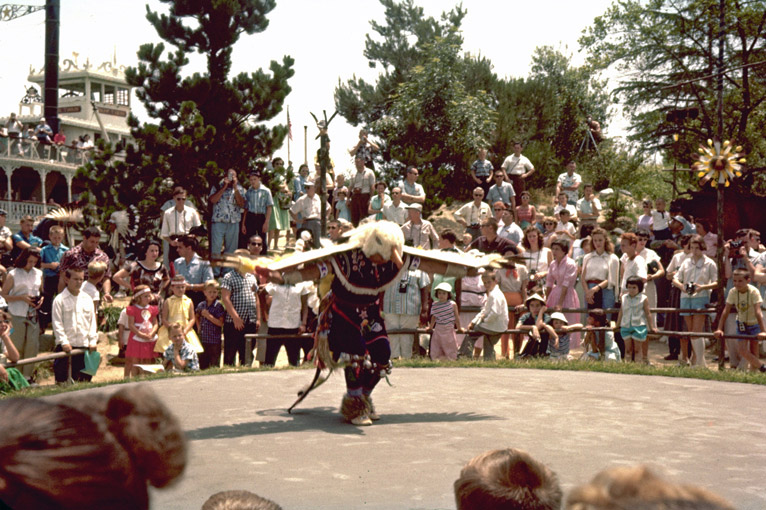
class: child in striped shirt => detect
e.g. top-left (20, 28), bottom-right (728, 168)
top-left (429, 282), bottom-right (462, 360)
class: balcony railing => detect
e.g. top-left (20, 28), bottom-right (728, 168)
top-left (0, 134), bottom-right (92, 167)
top-left (0, 200), bottom-right (53, 219)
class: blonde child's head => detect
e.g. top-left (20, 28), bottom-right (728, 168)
top-left (49, 225), bottom-right (65, 245)
top-left (170, 275), bottom-right (187, 296)
top-left (167, 322), bottom-right (184, 343)
top-left (87, 260), bottom-right (107, 283)
top-left (203, 279), bottom-right (220, 301)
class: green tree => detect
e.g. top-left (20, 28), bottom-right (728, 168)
top-left (491, 46), bottom-right (611, 190)
top-left (335, 0), bottom-right (493, 207)
top-left (579, 0), bottom-right (766, 187)
top-left (80, 0), bottom-right (294, 234)
top-left (371, 35), bottom-right (496, 208)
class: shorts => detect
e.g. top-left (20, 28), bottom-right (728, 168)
top-left (736, 322), bottom-right (760, 340)
top-left (680, 296), bottom-right (709, 316)
top-left (620, 326), bottom-right (647, 341)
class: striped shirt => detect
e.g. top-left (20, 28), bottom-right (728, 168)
top-left (431, 299), bottom-right (456, 325)
top-left (245, 186), bottom-right (273, 214)
top-left (382, 269), bottom-right (430, 316)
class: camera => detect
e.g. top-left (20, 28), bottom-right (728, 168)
top-left (685, 283), bottom-right (696, 295)
top-left (729, 239), bottom-right (744, 257)
top-left (398, 280), bottom-right (409, 293)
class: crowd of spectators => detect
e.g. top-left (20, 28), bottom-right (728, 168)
top-left (1, 112), bottom-right (96, 163)
top-left (2, 136), bottom-right (766, 389)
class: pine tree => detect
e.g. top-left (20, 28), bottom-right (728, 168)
top-left (79, 0), bottom-right (294, 235)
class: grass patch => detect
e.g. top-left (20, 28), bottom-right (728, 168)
top-left (4, 358), bottom-right (764, 400)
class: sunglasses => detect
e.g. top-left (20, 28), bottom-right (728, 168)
top-left (249, 242), bottom-right (262, 246)
top-left (175, 197), bottom-right (186, 201)
top-left (494, 208), bottom-right (505, 211)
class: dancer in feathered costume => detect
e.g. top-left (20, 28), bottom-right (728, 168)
top-left (214, 221), bottom-right (500, 426)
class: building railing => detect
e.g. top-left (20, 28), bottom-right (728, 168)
top-left (0, 200), bottom-right (53, 219)
top-left (0, 133), bottom-right (93, 167)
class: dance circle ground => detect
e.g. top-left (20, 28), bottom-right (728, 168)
top-left (50, 368), bottom-right (766, 509)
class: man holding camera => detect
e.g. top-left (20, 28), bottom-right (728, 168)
top-left (209, 169), bottom-right (246, 265)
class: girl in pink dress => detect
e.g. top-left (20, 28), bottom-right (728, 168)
top-left (125, 285), bottom-right (159, 378)
top-left (545, 238), bottom-right (581, 347)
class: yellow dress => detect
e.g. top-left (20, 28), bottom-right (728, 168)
top-left (155, 295), bottom-right (203, 353)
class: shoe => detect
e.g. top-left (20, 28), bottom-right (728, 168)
top-left (760, 364), bottom-right (766, 373)
top-left (351, 414), bottom-right (373, 426)
top-left (664, 354), bottom-right (678, 361)
top-left (363, 395), bottom-right (380, 421)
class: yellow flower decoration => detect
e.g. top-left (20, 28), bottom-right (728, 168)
top-left (693, 139), bottom-right (746, 188)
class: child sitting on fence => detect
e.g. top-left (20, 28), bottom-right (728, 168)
top-left (515, 293), bottom-right (551, 358)
top-left (581, 308), bottom-right (621, 362)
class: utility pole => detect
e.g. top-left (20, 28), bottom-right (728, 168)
top-left (0, 1), bottom-right (59, 133)
top-left (715, 0), bottom-right (726, 369)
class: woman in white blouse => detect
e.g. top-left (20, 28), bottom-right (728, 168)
top-left (521, 226), bottom-right (552, 295)
top-left (672, 235), bottom-right (718, 367)
top-left (0, 248), bottom-right (44, 379)
top-left (581, 227), bottom-right (620, 313)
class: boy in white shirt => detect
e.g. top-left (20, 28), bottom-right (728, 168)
top-left (466, 269), bottom-right (508, 361)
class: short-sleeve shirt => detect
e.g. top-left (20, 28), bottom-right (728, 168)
top-left (210, 181), bottom-right (246, 223)
top-left (577, 196), bottom-right (601, 221)
top-left (196, 299), bottom-right (225, 343)
top-left (245, 185), bottom-right (274, 214)
top-left (501, 154), bottom-right (533, 176)
top-left (221, 270), bottom-right (259, 323)
top-left (382, 269), bottom-right (430, 316)
top-left (58, 244), bottom-right (112, 280)
top-left (557, 172), bottom-right (582, 203)
top-left (454, 201), bottom-right (491, 226)
top-left (726, 285), bottom-right (762, 325)
top-left (468, 235), bottom-right (519, 256)
top-left (351, 168), bottom-right (376, 194)
top-left (10, 231), bottom-right (43, 260)
top-left (40, 243), bottom-right (69, 278)
top-left (486, 182), bottom-right (515, 206)
top-left (174, 254), bottom-right (214, 286)
top-left (163, 341), bottom-right (200, 371)
top-left (471, 159), bottom-right (493, 178)
top-left (399, 180), bottom-right (425, 199)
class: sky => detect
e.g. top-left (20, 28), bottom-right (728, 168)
top-left (0, 0), bottom-right (621, 177)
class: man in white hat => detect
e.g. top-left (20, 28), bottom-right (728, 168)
top-left (401, 203), bottom-right (439, 250)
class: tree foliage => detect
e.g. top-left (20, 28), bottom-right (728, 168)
top-left (579, 0), bottom-right (766, 191)
top-left (335, 0), bottom-right (612, 207)
top-left (80, 0), bottom-right (294, 234)
top-left (491, 46), bottom-right (611, 190)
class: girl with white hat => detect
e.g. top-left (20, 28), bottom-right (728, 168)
top-left (429, 282), bottom-right (462, 360)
